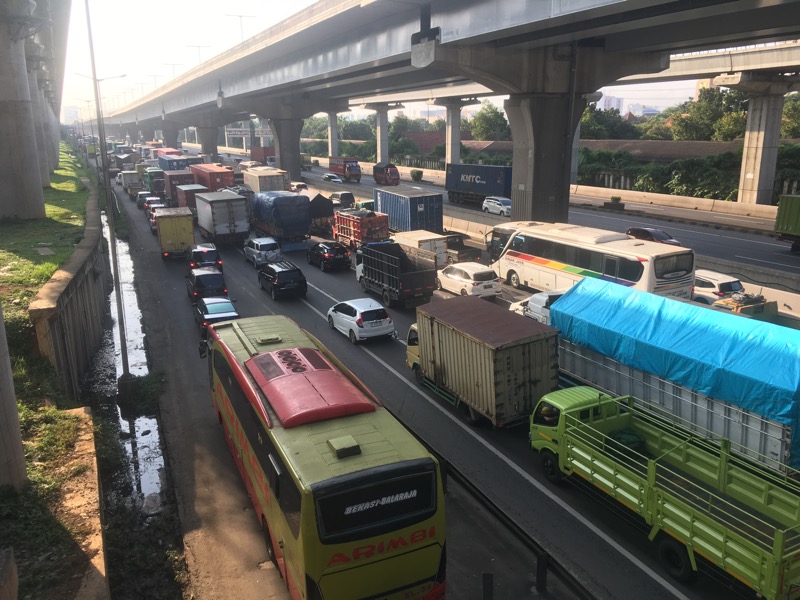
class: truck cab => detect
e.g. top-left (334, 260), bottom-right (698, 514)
top-left (521, 290), bottom-right (565, 324)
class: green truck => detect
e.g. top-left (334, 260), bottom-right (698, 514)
top-left (530, 386), bottom-right (800, 598)
top-left (776, 194), bottom-right (800, 252)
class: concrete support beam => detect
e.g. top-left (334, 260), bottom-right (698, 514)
top-left (714, 72), bottom-right (800, 206)
top-left (327, 112), bottom-right (339, 158)
top-left (0, 0), bottom-right (45, 219)
top-left (268, 118), bottom-right (303, 181)
top-left (431, 98), bottom-right (481, 165)
top-left (25, 50), bottom-right (49, 186)
top-left (161, 122), bottom-right (181, 150)
top-left (505, 93), bottom-right (587, 222)
top-left (363, 103), bottom-right (404, 164)
top-left (196, 126), bottom-right (220, 160)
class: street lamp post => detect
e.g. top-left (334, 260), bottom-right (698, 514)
top-left (164, 63), bottom-right (182, 79)
top-left (83, 0), bottom-right (132, 385)
top-left (187, 44), bottom-right (210, 63)
top-left (225, 14), bottom-right (254, 43)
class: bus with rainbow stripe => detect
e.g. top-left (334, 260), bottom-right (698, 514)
top-left (487, 222), bottom-right (695, 299)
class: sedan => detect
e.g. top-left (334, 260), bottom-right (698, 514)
top-left (626, 227), bottom-right (682, 246)
top-left (307, 241), bottom-right (351, 271)
top-left (327, 298), bottom-right (394, 344)
top-left (193, 296), bottom-right (239, 338)
top-left (436, 262), bottom-right (502, 299)
top-left (322, 173), bottom-right (343, 183)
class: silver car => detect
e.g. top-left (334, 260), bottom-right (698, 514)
top-left (327, 298), bottom-right (394, 344)
top-left (482, 196), bottom-right (512, 217)
top-left (243, 237), bottom-right (282, 268)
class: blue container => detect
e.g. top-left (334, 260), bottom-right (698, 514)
top-left (158, 155), bottom-right (191, 171)
top-left (445, 163), bottom-right (512, 198)
top-left (374, 185), bottom-right (444, 233)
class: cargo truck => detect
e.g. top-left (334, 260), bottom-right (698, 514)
top-left (374, 185), bottom-right (444, 233)
top-left (163, 170), bottom-right (195, 206)
top-left (175, 184), bottom-right (208, 220)
top-left (243, 166), bottom-right (290, 193)
top-left (329, 157), bottom-right (361, 182)
top-left (392, 230), bottom-right (447, 268)
top-left (158, 154), bottom-right (193, 171)
top-left (144, 167), bottom-right (165, 197)
top-left (776, 194), bottom-right (800, 252)
top-left (333, 209), bottom-right (390, 248)
top-left (372, 162), bottom-right (400, 185)
top-left (443, 232), bottom-right (482, 264)
top-left (250, 146), bottom-right (275, 164)
top-left (250, 191), bottom-right (311, 252)
top-left (530, 385), bottom-right (800, 598)
top-left (355, 242), bottom-right (437, 308)
top-left (445, 163), bottom-right (512, 206)
top-left (309, 194), bottom-right (334, 236)
top-left (552, 277), bottom-right (800, 472)
top-left (155, 207), bottom-right (194, 259)
top-left (190, 163), bottom-right (235, 191)
top-left (407, 296), bottom-right (559, 427)
top-left (120, 170), bottom-right (142, 200)
top-left (195, 190), bottom-right (250, 245)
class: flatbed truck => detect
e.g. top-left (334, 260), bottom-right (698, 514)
top-left (530, 385), bottom-right (800, 598)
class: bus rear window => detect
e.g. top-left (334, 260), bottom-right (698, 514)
top-left (654, 252), bottom-right (694, 279)
top-left (315, 463), bottom-right (436, 544)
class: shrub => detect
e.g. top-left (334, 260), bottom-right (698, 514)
top-left (410, 169), bottom-right (423, 182)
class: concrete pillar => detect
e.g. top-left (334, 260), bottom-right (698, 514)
top-left (444, 104), bottom-right (461, 165)
top-left (24, 42), bottom-right (49, 186)
top-left (714, 72), bottom-right (800, 205)
top-left (737, 94), bottom-right (784, 205)
top-left (196, 126), bottom-right (219, 160)
top-left (327, 111), bottom-right (339, 158)
top-left (249, 120), bottom-right (257, 154)
top-left (0, 0), bottom-right (45, 219)
top-left (161, 122), bottom-right (180, 150)
top-left (268, 118), bottom-right (303, 181)
top-left (375, 107), bottom-right (390, 164)
top-left (505, 93), bottom-right (587, 223)
top-left (0, 302), bottom-right (26, 490)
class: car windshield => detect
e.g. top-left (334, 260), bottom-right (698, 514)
top-left (278, 270), bottom-right (301, 282)
top-left (205, 301), bottom-right (235, 314)
top-left (471, 270), bottom-right (497, 282)
top-left (361, 308), bottom-right (388, 321)
top-left (196, 274), bottom-right (225, 289)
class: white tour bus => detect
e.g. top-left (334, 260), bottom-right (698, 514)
top-left (487, 222), bottom-right (695, 298)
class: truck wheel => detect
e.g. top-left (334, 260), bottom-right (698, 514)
top-left (382, 290), bottom-right (392, 307)
top-left (360, 277), bottom-right (367, 292)
top-left (541, 451), bottom-right (563, 484)
top-left (467, 406), bottom-right (482, 425)
top-left (508, 271), bottom-right (520, 289)
top-left (446, 256), bottom-right (454, 265)
top-left (657, 537), bottom-right (695, 582)
top-left (262, 517), bottom-right (280, 573)
top-left (413, 366), bottom-right (424, 386)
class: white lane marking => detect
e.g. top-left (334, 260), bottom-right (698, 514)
top-left (735, 255), bottom-right (800, 271)
top-left (302, 289), bottom-right (690, 599)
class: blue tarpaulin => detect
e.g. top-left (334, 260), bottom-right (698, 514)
top-left (251, 192), bottom-right (310, 238)
top-left (551, 278), bottom-right (800, 463)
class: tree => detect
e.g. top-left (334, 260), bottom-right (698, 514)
top-left (671, 87), bottom-right (748, 141)
top-left (302, 115), bottom-right (328, 139)
top-left (469, 100), bottom-right (510, 141)
top-left (431, 118), bottom-right (446, 131)
top-left (713, 112), bottom-right (747, 141)
top-left (782, 94), bottom-right (800, 138)
top-left (579, 106), bottom-right (640, 140)
top-left (389, 114), bottom-right (413, 141)
top-left (636, 117), bottom-right (673, 140)
top-left (341, 118), bottom-right (373, 141)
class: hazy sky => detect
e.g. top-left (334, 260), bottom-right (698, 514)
top-left (61, 1), bottom-right (697, 124)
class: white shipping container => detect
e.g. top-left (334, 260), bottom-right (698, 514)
top-left (243, 166), bottom-right (290, 192)
top-left (195, 191), bottom-right (250, 241)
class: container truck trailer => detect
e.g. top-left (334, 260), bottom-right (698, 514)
top-left (374, 185), bottom-right (444, 234)
top-left (445, 163), bottom-right (512, 206)
top-left (243, 166), bottom-right (290, 192)
top-left (195, 190), bottom-right (250, 245)
top-left (190, 163), bottom-right (236, 191)
top-left (776, 194), bottom-right (800, 252)
top-left (407, 296), bottom-right (559, 427)
top-left (163, 170), bottom-right (195, 206)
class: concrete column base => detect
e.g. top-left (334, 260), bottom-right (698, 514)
top-left (268, 118), bottom-right (303, 180)
top-left (196, 127), bottom-right (219, 160)
top-left (327, 112), bottom-right (339, 158)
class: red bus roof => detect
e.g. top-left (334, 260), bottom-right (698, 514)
top-left (245, 347), bottom-right (375, 428)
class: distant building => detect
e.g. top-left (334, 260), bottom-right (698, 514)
top-left (599, 96), bottom-right (623, 112)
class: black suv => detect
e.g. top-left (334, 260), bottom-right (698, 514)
top-left (306, 241), bottom-right (351, 271)
top-left (257, 261), bottom-right (307, 300)
top-left (186, 268), bottom-right (228, 303)
top-left (188, 243), bottom-right (223, 272)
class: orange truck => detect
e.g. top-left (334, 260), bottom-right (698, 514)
top-left (329, 157), bottom-right (362, 182)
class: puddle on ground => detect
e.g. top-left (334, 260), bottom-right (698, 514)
top-left (82, 208), bottom-right (165, 511)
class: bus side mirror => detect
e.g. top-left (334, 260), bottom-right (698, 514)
top-left (199, 341), bottom-right (207, 359)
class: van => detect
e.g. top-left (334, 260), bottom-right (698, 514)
top-left (329, 191), bottom-right (355, 208)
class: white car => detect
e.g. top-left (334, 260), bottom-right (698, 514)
top-left (482, 196), bottom-right (512, 217)
top-left (436, 262), bottom-right (502, 299)
top-left (327, 298), bottom-right (394, 344)
top-left (693, 269), bottom-right (745, 305)
top-left (322, 173), bottom-right (342, 183)
top-left (115, 172), bottom-right (123, 185)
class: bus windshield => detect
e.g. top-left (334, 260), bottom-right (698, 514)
top-left (315, 460), bottom-right (437, 544)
